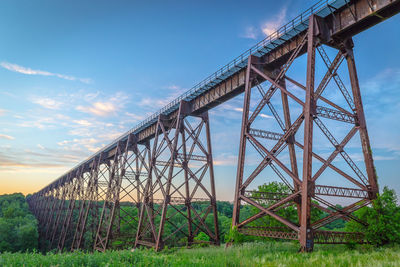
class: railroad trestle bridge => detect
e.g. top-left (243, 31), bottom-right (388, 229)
top-left (27, 0), bottom-right (400, 252)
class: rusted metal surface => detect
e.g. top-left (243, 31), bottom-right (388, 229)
top-left (27, 0), bottom-right (400, 252)
top-left (230, 6), bottom-right (391, 251)
top-left (32, 0), bottom-right (400, 195)
top-left (29, 104), bottom-right (219, 252)
top-left (134, 103), bottom-right (219, 251)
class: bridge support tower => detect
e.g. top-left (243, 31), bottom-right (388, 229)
top-left (135, 101), bottom-right (220, 251)
top-left (232, 15), bottom-right (378, 252)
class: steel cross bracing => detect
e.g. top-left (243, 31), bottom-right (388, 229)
top-left (31, 0), bottom-right (400, 197)
top-left (135, 103), bottom-right (219, 251)
top-left (28, 102), bottom-right (219, 252)
top-left (27, 0), bottom-right (400, 252)
top-left (231, 13), bottom-right (380, 252)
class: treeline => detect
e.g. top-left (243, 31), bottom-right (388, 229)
top-left (1, 184), bottom-right (400, 253)
top-left (0, 193), bottom-right (38, 252)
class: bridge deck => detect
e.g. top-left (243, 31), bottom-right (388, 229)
top-left (37, 0), bottom-right (400, 193)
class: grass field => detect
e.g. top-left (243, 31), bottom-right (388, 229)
top-left (1, 242), bottom-right (399, 267)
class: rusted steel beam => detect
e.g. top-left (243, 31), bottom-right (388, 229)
top-left (314, 230), bottom-right (365, 244)
top-left (314, 185), bottom-right (369, 198)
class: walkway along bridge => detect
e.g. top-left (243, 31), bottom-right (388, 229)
top-left (27, 0), bottom-right (400, 252)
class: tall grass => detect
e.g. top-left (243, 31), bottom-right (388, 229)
top-left (0, 242), bottom-right (399, 267)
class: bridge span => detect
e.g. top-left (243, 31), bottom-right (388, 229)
top-left (28, 0), bottom-right (400, 252)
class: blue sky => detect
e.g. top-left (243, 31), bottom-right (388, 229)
top-left (0, 0), bottom-right (399, 200)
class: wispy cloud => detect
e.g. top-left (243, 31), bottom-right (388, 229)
top-left (37, 144), bottom-right (45, 150)
top-left (32, 97), bottom-right (63, 110)
top-left (0, 109), bottom-right (6, 116)
top-left (241, 26), bottom-right (258, 40)
top-left (0, 146), bottom-right (86, 171)
top-left (125, 112), bottom-right (144, 122)
top-left (72, 120), bottom-right (92, 127)
top-left (262, 6), bottom-right (287, 36)
top-left (213, 154), bottom-right (237, 166)
top-left (58, 137), bottom-right (102, 152)
top-left (58, 129), bottom-right (123, 153)
top-left (76, 102), bottom-right (117, 116)
top-left (166, 84), bottom-right (181, 90)
top-left (232, 106), bottom-right (273, 119)
top-left (260, 114), bottom-right (273, 119)
top-left (0, 134), bottom-right (14, 140)
top-left (76, 92), bottom-right (128, 117)
top-left (0, 61), bottom-right (92, 84)
top-left (139, 85), bottom-right (186, 110)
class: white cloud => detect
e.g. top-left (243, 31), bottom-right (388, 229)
top-left (0, 61), bottom-right (92, 84)
top-left (166, 84), bottom-right (181, 90)
top-left (139, 85), bottom-right (187, 110)
top-left (55, 114), bottom-right (70, 120)
top-left (57, 137), bottom-right (102, 152)
top-left (125, 112), bottom-right (144, 121)
top-left (0, 134), bottom-right (14, 140)
top-left (213, 154), bottom-right (237, 166)
top-left (76, 92), bottom-right (129, 117)
top-left (57, 130), bottom-right (122, 153)
top-left (32, 97), bottom-right (63, 110)
top-left (76, 102), bottom-right (117, 116)
top-left (37, 144), bottom-right (45, 150)
top-left (84, 92), bottom-right (100, 101)
top-left (139, 97), bottom-right (170, 109)
top-left (73, 119), bottom-right (92, 127)
top-left (232, 106), bottom-right (273, 119)
top-left (260, 114), bottom-right (273, 119)
top-left (262, 7), bottom-right (287, 36)
top-left (241, 26), bottom-right (258, 40)
top-left (0, 109), bottom-right (6, 116)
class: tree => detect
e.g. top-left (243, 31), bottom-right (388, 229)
top-left (0, 193), bottom-right (39, 252)
top-left (346, 186), bottom-right (400, 246)
top-left (250, 182), bottom-right (323, 227)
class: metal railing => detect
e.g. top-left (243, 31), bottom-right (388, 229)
top-left (38, 0), bottom-right (345, 193)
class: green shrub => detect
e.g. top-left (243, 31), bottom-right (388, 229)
top-left (346, 186), bottom-right (400, 246)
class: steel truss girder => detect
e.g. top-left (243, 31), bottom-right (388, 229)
top-left (232, 14), bottom-right (378, 252)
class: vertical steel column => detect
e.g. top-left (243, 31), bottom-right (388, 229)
top-left (300, 15), bottom-right (317, 252)
top-left (181, 126), bottom-right (193, 244)
top-left (232, 55), bottom-right (255, 227)
top-left (280, 79), bottom-right (301, 220)
top-left (204, 112), bottom-right (220, 245)
top-left (345, 41), bottom-right (378, 196)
